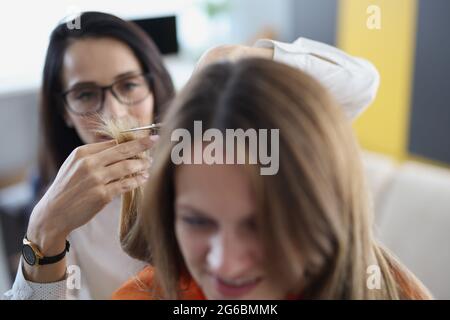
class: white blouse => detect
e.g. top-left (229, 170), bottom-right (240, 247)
top-left (4, 197), bottom-right (146, 299)
top-left (3, 37), bottom-right (379, 300)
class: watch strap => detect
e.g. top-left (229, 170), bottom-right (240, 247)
top-left (39, 240), bottom-right (70, 265)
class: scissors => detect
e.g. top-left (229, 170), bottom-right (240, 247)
top-left (120, 123), bottom-right (162, 134)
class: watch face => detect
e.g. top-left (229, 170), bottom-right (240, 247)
top-left (22, 245), bottom-right (36, 265)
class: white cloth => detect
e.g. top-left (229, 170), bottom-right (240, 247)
top-left (2, 37), bottom-right (379, 300)
top-left (3, 197), bottom-right (146, 300)
top-left (254, 37), bottom-right (380, 119)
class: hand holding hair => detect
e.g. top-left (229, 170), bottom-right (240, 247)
top-left (25, 118), bottom-right (156, 283)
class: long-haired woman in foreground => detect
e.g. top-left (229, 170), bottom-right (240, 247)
top-left (115, 59), bottom-right (431, 299)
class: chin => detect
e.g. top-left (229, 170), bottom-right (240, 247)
top-left (95, 134), bottom-right (113, 142)
top-left (83, 132), bottom-right (109, 144)
top-left (206, 290), bottom-right (275, 300)
top-left (85, 137), bottom-right (100, 144)
top-left (203, 276), bottom-right (275, 300)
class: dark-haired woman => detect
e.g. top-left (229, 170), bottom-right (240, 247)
top-left (3, 11), bottom-right (379, 300)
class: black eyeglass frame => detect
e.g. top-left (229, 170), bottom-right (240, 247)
top-left (61, 72), bottom-right (154, 116)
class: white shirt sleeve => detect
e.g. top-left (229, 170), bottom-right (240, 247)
top-left (2, 198), bottom-right (145, 300)
top-left (2, 258), bottom-right (67, 300)
top-left (254, 37), bottom-right (380, 120)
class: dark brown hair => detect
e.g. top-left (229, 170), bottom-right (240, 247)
top-left (38, 11), bottom-right (174, 193)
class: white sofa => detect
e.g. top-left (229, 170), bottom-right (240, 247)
top-left (363, 152), bottom-right (450, 299)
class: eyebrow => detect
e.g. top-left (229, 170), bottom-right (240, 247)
top-left (66, 70), bottom-right (142, 91)
top-left (175, 204), bottom-right (210, 217)
top-left (176, 204), bottom-right (257, 223)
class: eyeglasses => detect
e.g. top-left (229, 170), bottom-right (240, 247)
top-left (62, 73), bottom-right (153, 116)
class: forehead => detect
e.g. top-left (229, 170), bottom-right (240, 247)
top-left (62, 37), bottom-right (142, 89)
top-left (175, 164), bottom-right (256, 220)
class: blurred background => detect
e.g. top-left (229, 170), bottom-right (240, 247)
top-left (0, 0), bottom-right (449, 298)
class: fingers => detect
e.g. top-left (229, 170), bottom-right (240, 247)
top-left (95, 136), bottom-right (155, 166)
top-left (105, 172), bottom-right (149, 198)
top-left (75, 139), bottom-right (117, 158)
top-left (101, 159), bottom-right (151, 184)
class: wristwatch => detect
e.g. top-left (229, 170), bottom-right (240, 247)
top-left (22, 235), bottom-right (70, 266)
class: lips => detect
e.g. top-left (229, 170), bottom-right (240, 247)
top-left (213, 275), bottom-right (262, 298)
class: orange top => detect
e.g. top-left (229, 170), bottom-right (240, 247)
top-left (113, 264), bottom-right (431, 300)
top-left (113, 266), bottom-right (299, 300)
top-left (112, 266), bottom-right (206, 300)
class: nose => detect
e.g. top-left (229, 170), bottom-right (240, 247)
top-left (101, 89), bottom-right (128, 119)
top-left (207, 230), bottom-right (255, 279)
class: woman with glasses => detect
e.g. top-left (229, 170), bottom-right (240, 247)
top-left (5, 11), bottom-right (173, 300)
top-left (3, 11), bottom-right (379, 300)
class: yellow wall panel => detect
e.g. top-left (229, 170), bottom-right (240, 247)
top-left (337, 0), bottom-right (417, 160)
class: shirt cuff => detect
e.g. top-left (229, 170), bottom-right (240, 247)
top-left (3, 258), bottom-right (67, 300)
top-left (253, 38), bottom-right (306, 68)
top-left (253, 37), bottom-right (380, 120)
top-left (255, 37), bottom-right (364, 68)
